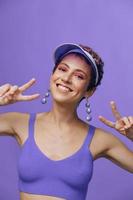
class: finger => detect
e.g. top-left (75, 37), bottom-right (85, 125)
top-left (19, 78), bottom-right (36, 93)
top-left (9, 85), bottom-right (19, 94)
top-left (122, 117), bottom-right (133, 129)
top-left (3, 85), bottom-right (19, 97)
top-left (128, 116), bottom-right (133, 126)
top-left (99, 115), bottom-right (115, 128)
top-left (18, 93), bottom-right (40, 101)
top-left (0, 84), bottom-right (11, 97)
top-left (110, 101), bottom-right (121, 120)
top-left (122, 117), bottom-right (131, 126)
top-left (2, 96), bottom-right (9, 104)
top-left (118, 128), bottom-right (127, 136)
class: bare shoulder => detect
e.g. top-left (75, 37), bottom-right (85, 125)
top-left (0, 112), bottom-right (30, 145)
top-left (0, 112), bottom-right (28, 134)
top-left (90, 127), bottom-right (123, 160)
top-left (95, 127), bottom-right (124, 146)
top-left (13, 112), bottom-right (47, 146)
top-left (3, 112), bottom-right (29, 130)
top-left (94, 127), bottom-right (117, 141)
top-left (10, 112), bottom-right (30, 129)
top-left (0, 112), bottom-right (52, 145)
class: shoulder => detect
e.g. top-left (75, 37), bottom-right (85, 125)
top-left (0, 112), bottom-right (30, 145)
top-left (0, 112), bottom-right (47, 145)
top-left (94, 127), bottom-right (114, 139)
top-left (94, 127), bottom-right (123, 148)
top-left (96, 127), bottom-right (123, 144)
top-left (0, 112), bottom-right (30, 128)
top-left (5, 112), bottom-right (30, 127)
top-left (5, 111), bottom-right (46, 124)
top-left (13, 112), bottom-right (47, 145)
top-left (90, 127), bottom-right (123, 159)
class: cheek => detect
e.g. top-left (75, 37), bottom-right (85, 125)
top-left (73, 74), bottom-right (91, 92)
top-left (82, 76), bottom-right (91, 91)
top-left (50, 73), bottom-right (59, 92)
top-left (50, 73), bottom-right (58, 83)
top-left (74, 79), bottom-right (89, 91)
top-left (49, 75), bottom-right (55, 91)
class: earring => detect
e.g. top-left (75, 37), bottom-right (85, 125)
top-left (41, 89), bottom-right (50, 104)
top-left (85, 97), bottom-right (92, 121)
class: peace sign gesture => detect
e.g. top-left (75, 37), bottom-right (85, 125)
top-left (0, 78), bottom-right (40, 106)
top-left (99, 101), bottom-right (133, 140)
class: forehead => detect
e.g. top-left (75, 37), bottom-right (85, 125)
top-left (59, 53), bottom-right (91, 72)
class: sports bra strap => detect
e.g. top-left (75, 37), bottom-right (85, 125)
top-left (29, 113), bottom-right (36, 139)
top-left (28, 113), bottom-right (95, 147)
top-left (84, 125), bottom-right (96, 147)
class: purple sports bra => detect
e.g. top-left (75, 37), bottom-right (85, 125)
top-left (17, 113), bottom-right (95, 200)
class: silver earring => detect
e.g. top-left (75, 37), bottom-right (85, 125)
top-left (41, 89), bottom-right (50, 104)
top-left (85, 97), bottom-right (92, 121)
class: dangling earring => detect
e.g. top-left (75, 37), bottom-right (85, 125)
top-left (85, 97), bottom-right (92, 122)
top-left (41, 89), bottom-right (50, 104)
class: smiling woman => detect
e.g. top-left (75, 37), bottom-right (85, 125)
top-left (0, 43), bottom-right (133, 200)
top-left (52, 44), bottom-right (104, 91)
top-left (50, 54), bottom-right (92, 104)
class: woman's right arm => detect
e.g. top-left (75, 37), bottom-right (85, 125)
top-left (0, 78), bottom-right (40, 140)
top-left (0, 112), bottom-right (18, 136)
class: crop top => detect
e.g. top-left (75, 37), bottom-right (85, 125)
top-left (17, 113), bottom-right (95, 200)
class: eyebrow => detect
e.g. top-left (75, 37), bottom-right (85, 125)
top-left (59, 62), bottom-right (88, 77)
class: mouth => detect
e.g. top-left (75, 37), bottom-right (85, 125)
top-left (56, 83), bottom-right (73, 92)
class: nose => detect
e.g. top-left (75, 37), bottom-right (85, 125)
top-left (61, 72), bottom-right (72, 83)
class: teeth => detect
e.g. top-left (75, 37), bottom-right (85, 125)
top-left (57, 84), bottom-right (71, 92)
top-left (58, 84), bottom-right (70, 92)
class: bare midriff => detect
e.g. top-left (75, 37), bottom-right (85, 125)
top-left (20, 192), bottom-right (66, 200)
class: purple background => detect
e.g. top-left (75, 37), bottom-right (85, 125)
top-left (0, 0), bottom-right (133, 199)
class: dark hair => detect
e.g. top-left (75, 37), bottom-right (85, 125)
top-left (52, 44), bottom-right (104, 91)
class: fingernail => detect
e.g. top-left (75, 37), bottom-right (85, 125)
top-left (110, 101), bottom-right (114, 104)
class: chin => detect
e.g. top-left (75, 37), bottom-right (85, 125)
top-left (52, 94), bottom-right (73, 104)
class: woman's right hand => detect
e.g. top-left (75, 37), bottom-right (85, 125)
top-left (0, 78), bottom-right (40, 106)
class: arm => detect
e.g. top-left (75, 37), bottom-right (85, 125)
top-left (0, 112), bottom-right (22, 145)
top-left (0, 112), bottom-right (17, 136)
top-left (98, 129), bottom-right (133, 173)
top-left (0, 78), bottom-right (40, 141)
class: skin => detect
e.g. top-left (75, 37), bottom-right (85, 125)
top-left (0, 54), bottom-right (133, 200)
top-left (99, 101), bottom-right (133, 140)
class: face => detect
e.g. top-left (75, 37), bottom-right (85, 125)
top-left (50, 53), bottom-right (92, 105)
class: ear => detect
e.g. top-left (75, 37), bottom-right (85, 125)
top-left (84, 87), bottom-right (96, 98)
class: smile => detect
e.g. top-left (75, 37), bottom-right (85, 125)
top-left (56, 84), bottom-right (73, 92)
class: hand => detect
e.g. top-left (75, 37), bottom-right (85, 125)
top-left (0, 78), bottom-right (40, 106)
top-left (99, 101), bottom-right (133, 140)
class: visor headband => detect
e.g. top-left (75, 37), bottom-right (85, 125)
top-left (78, 47), bottom-right (99, 86)
top-left (54, 43), bottom-right (99, 86)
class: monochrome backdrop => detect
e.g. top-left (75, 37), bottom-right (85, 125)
top-left (0, 0), bottom-right (133, 199)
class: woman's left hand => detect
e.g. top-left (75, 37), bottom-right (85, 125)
top-left (99, 101), bottom-right (133, 141)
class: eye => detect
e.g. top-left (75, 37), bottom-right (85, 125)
top-left (75, 74), bottom-right (84, 80)
top-left (58, 66), bottom-right (67, 72)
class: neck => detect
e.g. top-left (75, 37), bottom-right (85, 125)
top-left (48, 101), bottom-right (79, 126)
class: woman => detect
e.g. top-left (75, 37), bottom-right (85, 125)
top-left (0, 43), bottom-right (133, 200)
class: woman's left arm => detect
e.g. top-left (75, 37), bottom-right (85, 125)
top-left (98, 101), bottom-right (133, 173)
top-left (99, 129), bottom-right (133, 173)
